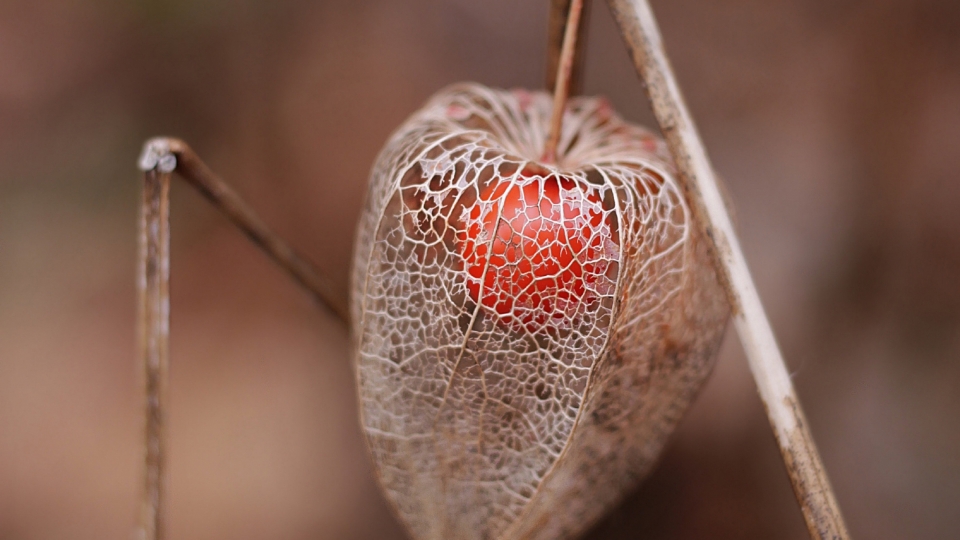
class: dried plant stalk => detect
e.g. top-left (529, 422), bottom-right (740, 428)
top-left (545, 0), bottom-right (591, 95)
top-left (351, 83), bottom-right (730, 540)
top-left (544, 0), bottom-right (586, 163)
top-left (138, 138), bottom-right (348, 323)
top-left (137, 167), bottom-right (171, 540)
top-left (606, 1), bottom-right (851, 538)
top-left (134, 138), bottom-right (348, 540)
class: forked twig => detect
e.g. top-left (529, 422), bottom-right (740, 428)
top-left (137, 166), bottom-right (170, 540)
top-left (135, 137), bottom-right (348, 540)
top-left (138, 137), bottom-right (349, 323)
top-left (543, 0), bottom-right (586, 163)
top-left (606, 1), bottom-right (851, 538)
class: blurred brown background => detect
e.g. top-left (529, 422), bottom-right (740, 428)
top-left (1, 0), bottom-right (958, 538)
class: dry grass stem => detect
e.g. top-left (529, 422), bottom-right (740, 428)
top-left (605, 0), bottom-right (851, 538)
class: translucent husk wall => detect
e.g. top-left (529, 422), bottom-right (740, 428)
top-left (351, 84), bottom-right (729, 540)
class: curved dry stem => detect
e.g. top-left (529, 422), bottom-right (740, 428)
top-left (605, 1), bottom-right (851, 539)
top-left (138, 137), bottom-right (349, 323)
top-left (134, 138), bottom-right (348, 540)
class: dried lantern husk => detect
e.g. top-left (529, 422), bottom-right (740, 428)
top-left (351, 83), bottom-right (730, 540)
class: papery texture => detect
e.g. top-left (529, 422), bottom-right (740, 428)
top-left (351, 83), bottom-right (729, 540)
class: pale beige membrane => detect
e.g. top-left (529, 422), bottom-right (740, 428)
top-left (351, 83), bottom-right (729, 540)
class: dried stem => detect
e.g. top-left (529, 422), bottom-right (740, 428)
top-left (605, 1), bottom-right (851, 538)
top-left (134, 137), bottom-right (348, 539)
top-left (545, 0), bottom-right (591, 95)
top-left (543, 0), bottom-right (586, 163)
top-left (137, 167), bottom-right (171, 540)
top-left (138, 137), bottom-right (350, 324)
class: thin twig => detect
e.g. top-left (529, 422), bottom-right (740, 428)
top-left (543, 0), bottom-right (586, 164)
top-left (137, 166), bottom-right (171, 540)
top-left (138, 137), bottom-right (350, 324)
top-left (545, 0), bottom-right (591, 95)
top-left (605, 1), bottom-right (851, 538)
top-left (134, 137), bottom-right (348, 539)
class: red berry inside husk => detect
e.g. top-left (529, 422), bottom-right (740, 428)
top-left (458, 170), bottom-right (608, 332)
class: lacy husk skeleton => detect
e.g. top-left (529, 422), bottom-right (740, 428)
top-left (134, 1), bottom-right (850, 539)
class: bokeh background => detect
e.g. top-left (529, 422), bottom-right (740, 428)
top-left (2, 0), bottom-right (959, 538)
